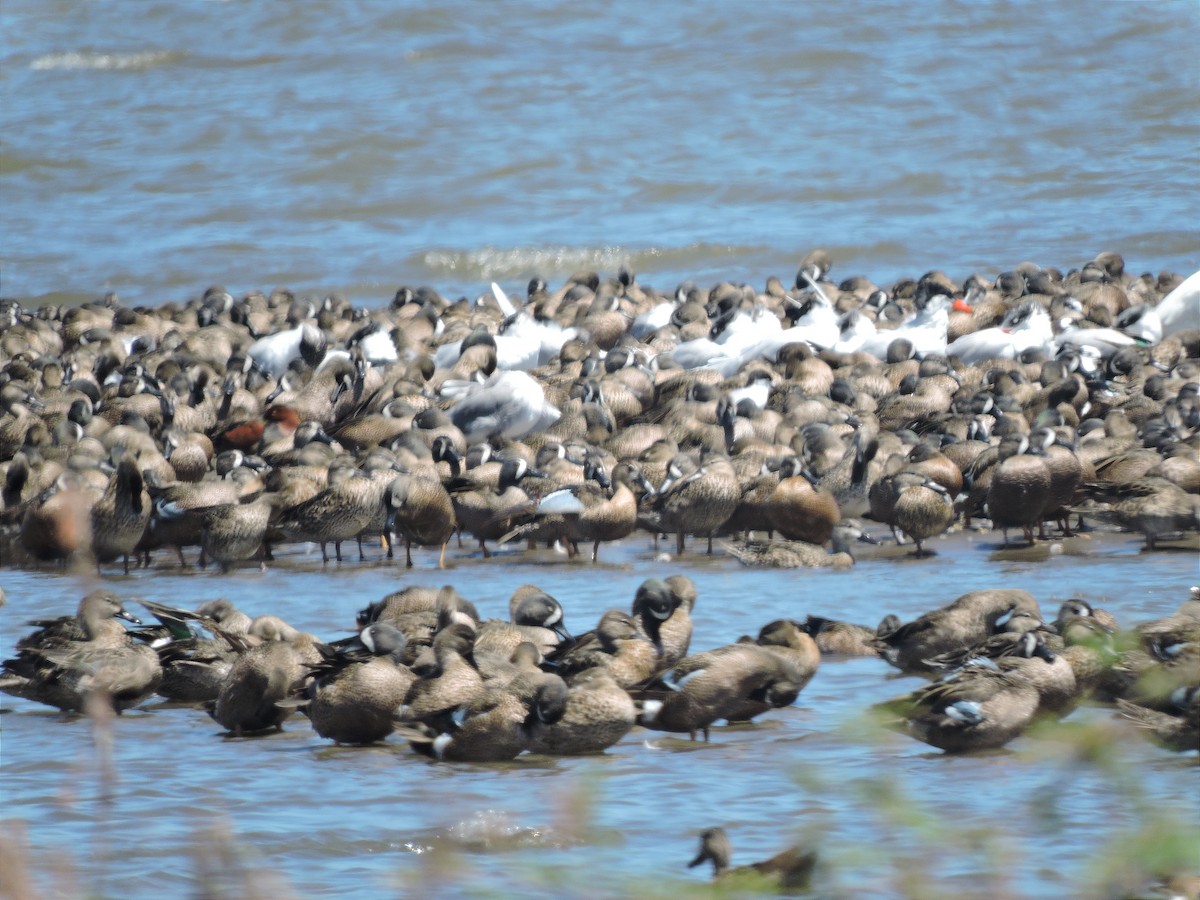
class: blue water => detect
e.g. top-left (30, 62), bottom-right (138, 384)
top-left (2, 532), bottom-right (1197, 898)
top-left (3, 3), bottom-right (1199, 896)
top-left (2, 1), bottom-right (1198, 308)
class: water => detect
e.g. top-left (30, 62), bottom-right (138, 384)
top-left (2, 2), bottom-right (1198, 310)
top-left (2, 533), bottom-right (1197, 898)
top-left (2, 3), bottom-right (1199, 896)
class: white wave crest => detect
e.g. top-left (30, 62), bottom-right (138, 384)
top-left (31, 50), bottom-right (179, 71)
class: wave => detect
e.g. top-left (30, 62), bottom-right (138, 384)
top-left (412, 242), bottom-right (771, 281)
top-left (30, 50), bottom-right (184, 71)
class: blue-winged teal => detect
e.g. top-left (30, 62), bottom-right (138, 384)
top-left (473, 586), bottom-right (571, 658)
top-left (721, 523), bottom-right (873, 569)
top-left (384, 445), bottom-right (459, 568)
top-left (635, 642), bottom-right (805, 741)
top-left (89, 454), bottom-right (151, 573)
top-left (875, 589), bottom-right (1044, 673)
top-left (986, 435), bottom-right (1052, 547)
top-left (397, 623), bottom-right (485, 731)
top-left (550, 609), bottom-right (658, 689)
top-left (629, 575), bottom-right (694, 669)
top-left (524, 666), bottom-right (636, 756)
top-left (1053, 598), bottom-right (1119, 633)
top-left (649, 453), bottom-right (740, 555)
top-left (797, 614), bottom-right (901, 657)
top-left (1117, 686), bottom-right (1199, 753)
top-left (1073, 476), bottom-right (1200, 550)
top-left (209, 627), bottom-right (322, 736)
top-left (12, 639), bottom-right (162, 714)
top-left (874, 662), bottom-right (1043, 753)
top-left (1, 591), bottom-right (160, 712)
top-left (688, 826), bottom-right (817, 893)
top-left (406, 671), bottom-right (568, 762)
top-left (300, 623), bottom-right (416, 745)
top-left (447, 457), bottom-right (545, 558)
top-left (765, 456), bottom-right (840, 547)
top-left (273, 461), bottom-right (382, 563)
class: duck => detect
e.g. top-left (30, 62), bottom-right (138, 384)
top-left (296, 623), bottom-right (416, 745)
top-left (473, 586), bottom-right (572, 658)
top-left (765, 456), bottom-right (841, 546)
top-left (4, 637), bottom-right (162, 714)
top-left (405, 671), bottom-right (569, 762)
top-left (873, 661), bottom-right (1043, 753)
top-left (797, 614), bottom-right (902, 657)
top-left (89, 454), bottom-right (151, 573)
top-left (139, 468), bottom-right (256, 566)
top-left (548, 609), bottom-right (659, 689)
top-left (1117, 686), bottom-right (1199, 753)
top-left (503, 458), bottom-right (642, 562)
top-left (633, 641), bottom-right (806, 741)
top-left (446, 456), bottom-right (547, 558)
top-left (135, 599), bottom-right (243, 703)
top-left (17, 471), bottom-right (94, 564)
top-left (888, 471), bottom-right (956, 555)
top-left (397, 623), bottom-right (485, 731)
top-left (1053, 598), bottom-right (1119, 633)
top-left (272, 461), bottom-right (383, 563)
top-left (720, 523), bottom-right (873, 568)
top-left (1, 591), bottom-right (159, 712)
top-left (648, 453), bottom-right (741, 555)
top-left (687, 826), bottom-right (817, 894)
top-left (209, 625), bottom-right (322, 736)
top-left (195, 489), bottom-right (287, 572)
top-left (524, 666), bottom-right (636, 756)
top-left (384, 459), bottom-right (458, 569)
top-left (1071, 476), bottom-right (1200, 550)
top-left (11, 590), bottom-right (142, 651)
top-left (986, 435), bottom-right (1052, 547)
top-left (874, 589), bottom-right (1044, 674)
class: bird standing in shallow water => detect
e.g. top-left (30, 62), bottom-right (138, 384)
top-left (688, 826), bottom-right (817, 894)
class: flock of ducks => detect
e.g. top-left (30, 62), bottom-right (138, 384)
top-left (2, 580), bottom-right (1197, 889)
top-left (3, 582), bottom-right (1197, 752)
top-left (0, 252), bottom-right (1197, 573)
top-left (1, 254), bottom-right (1198, 892)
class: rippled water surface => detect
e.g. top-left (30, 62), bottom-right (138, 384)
top-left (2, 1), bottom-right (1198, 308)
top-left (2, 2), bottom-right (1199, 896)
top-left (2, 532), bottom-right (1197, 898)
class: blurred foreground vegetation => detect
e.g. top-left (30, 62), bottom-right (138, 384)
top-left (1, 707), bottom-right (1196, 899)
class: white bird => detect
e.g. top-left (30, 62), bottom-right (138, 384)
top-left (705, 293), bottom-right (841, 377)
top-left (357, 324), bottom-right (399, 366)
top-left (726, 373), bottom-right (773, 412)
top-left (246, 323), bottom-right (326, 378)
top-left (945, 301), bottom-right (1053, 365)
top-left (436, 284), bottom-right (575, 371)
top-left (1154, 270), bottom-right (1199, 338)
top-left (666, 337), bottom-right (727, 370)
top-left (446, 370), bottom-right (561, 445)
top-left (1113, 304), bottom-right (1162, 345)
top-left (631, 299), bottom-right (678, 339)
top-left (1054, 318), bottom-right (1136, 357)
top-left (858, 295), bottom-right (952, 360)
top-left (833, 309), bottom-right (877, 354)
